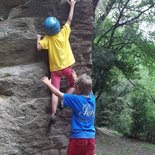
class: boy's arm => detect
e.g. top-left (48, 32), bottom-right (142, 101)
top-left (36, 35), bottom-right (43, 51)
top-left (67, 0), bottom-right (76, 26)
top-left (72, 70), bottom-right (77, 81)
top-left (41, 77), bottom-right (64, 99)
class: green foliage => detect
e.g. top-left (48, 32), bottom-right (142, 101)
top-left (95, 70), bottom-right (133, 136)
top-left (115, 112), bottom-right (132, 136)
top-left (94, 0), bottom-right (155, 142)
top-left (92, 47), bottom-right (115, 98)
top-left (131, 87), bottom-right (155, 142)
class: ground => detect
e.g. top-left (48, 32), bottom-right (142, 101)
top-left (95, 128), bottom-right (155, 155)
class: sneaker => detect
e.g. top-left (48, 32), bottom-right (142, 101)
top-left (47, 115), bottom-right (56, 127)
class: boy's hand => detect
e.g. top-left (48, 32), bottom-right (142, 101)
top-left (72, 70), bottom-right (77, 81)
top-left (67, 0), bottom-right (76, 6)
top-left (37, 34), bottom-right (42, 39)
top-left (36, 35), bottom-right (43, 51)
top-left (41, 77), bottom-right (51, 86)
top-left (67, 0), bottom-right (76, 26)
top-left (41, 77), bottom-right (64, 99)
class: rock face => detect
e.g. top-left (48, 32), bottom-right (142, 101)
top-left (0, 0), bottom-right (97, 155)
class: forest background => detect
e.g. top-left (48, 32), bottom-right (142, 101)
top-left (93, 0), bottom-right (155, 143)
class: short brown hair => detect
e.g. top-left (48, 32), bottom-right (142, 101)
top-left (75, 74), bottom-right (93, 95)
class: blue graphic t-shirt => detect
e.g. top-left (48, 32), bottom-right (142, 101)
top-left (63, 92), bottom-right (96, 138)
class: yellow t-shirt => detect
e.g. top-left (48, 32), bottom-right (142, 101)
top-left (39, 23), bottom-right (75, 71)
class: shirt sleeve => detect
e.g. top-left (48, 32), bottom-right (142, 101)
top-left (61, 23), bottom-right (71, 39)
top-left (39, 35), bottom-right (49, 50)
top-left (64, 94), bottom-right (78, 109)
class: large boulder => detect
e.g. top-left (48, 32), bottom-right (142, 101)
top-left (0, 0), bottom-right (97, 154)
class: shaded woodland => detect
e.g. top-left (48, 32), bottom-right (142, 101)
top-left (93, 0), bottom-right (155, 143)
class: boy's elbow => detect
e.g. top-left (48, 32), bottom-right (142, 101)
top-left (56, 92), bottom-right (64, 100)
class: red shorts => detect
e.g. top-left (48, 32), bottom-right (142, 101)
top-left (51, 67), bottom-right (74, 89)
top-left (67, 138), bottom-right (95, 155)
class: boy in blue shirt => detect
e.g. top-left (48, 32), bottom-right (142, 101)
top-left (41, 73), bottom-right (96, 155)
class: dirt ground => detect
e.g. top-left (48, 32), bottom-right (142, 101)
top-left (95, 128), bottom-right (155, 155)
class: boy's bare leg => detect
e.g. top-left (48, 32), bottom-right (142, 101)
top-left (46, 94), bottom-right (58, 127)
top-left (47, 94), bottom-right (58, 126)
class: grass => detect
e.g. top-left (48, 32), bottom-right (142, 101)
top-left (98, 127), bottom-right (122, 137)
top-left (141, 143), bottom-right (155, 151)
top-left (95, 128), bottom-right (155, 155)
top-left (0, 16), bottom-right (4, 21)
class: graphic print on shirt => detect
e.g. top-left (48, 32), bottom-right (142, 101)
top-left (78, 103), bottom-right (95, 122)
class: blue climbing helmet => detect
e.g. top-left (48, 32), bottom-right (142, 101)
top-left (43, 16), bottom-right (60, 35)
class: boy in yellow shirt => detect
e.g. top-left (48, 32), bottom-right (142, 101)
top-left (36, 0), bottom-right (76, 125)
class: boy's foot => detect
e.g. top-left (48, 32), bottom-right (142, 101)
top-left (47, 115), bottom-right (57, 127)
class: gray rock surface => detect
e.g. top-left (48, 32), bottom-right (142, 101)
top-left (0, 0), bottom-right (97, 154)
